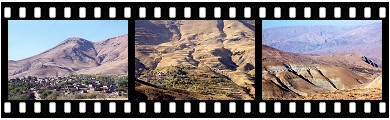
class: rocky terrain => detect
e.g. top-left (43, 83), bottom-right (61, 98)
top-left (262, 22), bottom-right (382, 65)
top-left (8, 35), bottom-right (129, 78)
top-left (262, 45), bottom-right (382, 100)
top-left (135, 20), bottom-right (256, 100)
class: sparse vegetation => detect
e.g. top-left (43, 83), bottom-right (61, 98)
top-left (138, 65), bottom-right (242, 97)
top-left (8, 75), bottom-right (128, 100)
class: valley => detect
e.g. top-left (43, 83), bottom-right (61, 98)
top-left (135, 20), bottom-right (256, 100)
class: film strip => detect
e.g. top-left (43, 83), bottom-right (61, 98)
top-left (1, 2), bottom-right (389, 118)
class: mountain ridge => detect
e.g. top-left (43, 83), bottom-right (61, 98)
top-left (8, 34), bottom-right (128, 78)
top-left (262, 22), bottom-right (382, 65)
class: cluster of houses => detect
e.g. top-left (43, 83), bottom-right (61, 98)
top-left (143, 70), bottom-right (220, 79)
top-left (9, 76), bottom-right (128, 100)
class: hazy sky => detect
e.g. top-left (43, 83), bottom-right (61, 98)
top-left (8, 20), bottom-right (128, 60)
top-left (262, 20), bottom-right (382, 29)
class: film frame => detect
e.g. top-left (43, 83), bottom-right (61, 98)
top-left (0, 2), bottom-right (389, 118)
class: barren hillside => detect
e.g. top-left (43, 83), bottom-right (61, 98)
top-left (8, 34), bottom-right (129, 78)
top-left (262, 45), bottom-right (382, 100)
top-left (135, 20), bottom-right (256, 100)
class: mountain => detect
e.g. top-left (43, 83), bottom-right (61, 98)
top-left (135, 20), bottom-right (256, 100)
top-left (366, 75), bottom-right (382, 89)
top-left (262, 45), bottom-right (382, 100)
top-left (78, 35), bottom-right (128, 75)
top-left (8, 34), bottom-right (128, 78)
top-left (262, 22), bottom-right (382, 65)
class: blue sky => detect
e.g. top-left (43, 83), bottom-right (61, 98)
top-left (8, 20), bottom-right (128, 60)
top-left (262, 20), bottom-right (382, 29)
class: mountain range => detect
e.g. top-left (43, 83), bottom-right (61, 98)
top-left (8, 35), bottom-right (128, 78)
top-left (262, 22), bottom-right (382, 65)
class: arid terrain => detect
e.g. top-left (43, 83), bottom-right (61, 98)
top-left (262, 22), bottom-right (382, 65)
top-left (8, 35), bottom-right (129, 78)
top-left (262, 22), bottom-right (382, 100)
top-left (262, 45), bottom-right (382, 100)
top-left (135, 20), bottom-right (256, 100)
top-left (8, 35), bottom-right (129, 100)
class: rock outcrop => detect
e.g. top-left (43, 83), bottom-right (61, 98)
top-left (262, 45), bottom-right (381, 100)
top-left (362, 56), bottom-right (379, 67)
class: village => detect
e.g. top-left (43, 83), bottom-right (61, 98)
top-left (8, 75), bottom-right (128, 100)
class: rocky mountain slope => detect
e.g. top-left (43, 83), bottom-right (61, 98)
top-left (262, 45), bottom-right (382, 100)
top-left (262, 22), bottom-right (382, 65)
top-left (135, 20), bottom-right (256, 100)
top-left (8, 35), bottom-right (128, 78)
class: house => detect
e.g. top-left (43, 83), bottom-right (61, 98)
top-left (65, 90), bottom-right (72, 95)
top-left (37, 89), bottom-right (44, 94)
top-left (55, 80), bottom-right (62, 84)
top-left (66, 85), bottom-right (75, 90)
top-left (113, 91), bottom-right (120, 96)
top-left (155, 72), bottom-right (164, 76)
top-left (55, 87), bottom-right (62, 91)
top-left (210, 75), bottom-right (219, 78)
top-left (198, 73), bottom-right (210, 78)
top-left (80, 90), bottom-right (88, 93)
top-left (47, 86), bottom-right (56, 90)
top-left (93, 87), bottom-right (103, 91)
top-left (94, 81), bottom-right (100, 84)
top-left (107, 84), bottom-right (117, 93)
top-left (76, 85), bottom-right (88, 90)
top-left (9, 79), bottom-right (17, 83)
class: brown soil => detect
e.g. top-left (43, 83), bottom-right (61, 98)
top-left (265, 88), bottom-right (382, 100)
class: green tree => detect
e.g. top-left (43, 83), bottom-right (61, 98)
top-left (74, 94), bottom-right (86, 99)
top-left (86, 94), bottom-right (98, 99)
top-left (117, 86), bottom-right (125, 92)
top-left (82, 80), bottom-right (91, 85)
top-left (46, 94), bottom-right (58, 100)
top-left (40, 90), bottom-right (52, 100)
